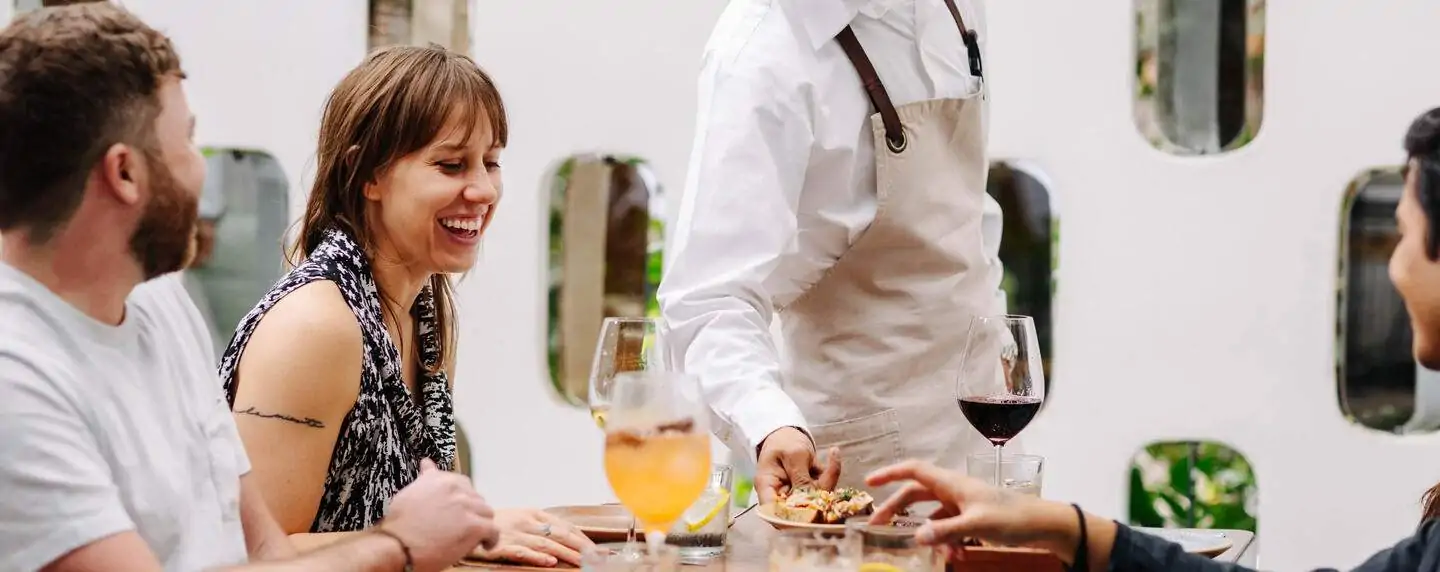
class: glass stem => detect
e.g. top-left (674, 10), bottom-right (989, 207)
top-left (627, 516), bottom-right (636, 545)
top-left (994, 443), bottom-right (1004, 489)
top-left (645, 530), bottom-right (666, 556)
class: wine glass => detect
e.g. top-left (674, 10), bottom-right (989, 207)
top-left (956, 315), bottom-right (1045, 492)
top-left (589, 317), bottom-right (669, 546)
top-left (589, 317), bottom-right (669, 430)
top-left (603, 371), bottom-right (712, 556)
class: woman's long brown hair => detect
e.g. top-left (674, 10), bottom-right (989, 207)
top-left (290, 44), bottom-right (507, 374)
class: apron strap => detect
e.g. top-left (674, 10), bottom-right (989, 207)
top-left (834, 0), bottom-right (984, 154)
top-left (836, 26), bottom-right (907, 153)
top-left (942, 0), bottom-right (984, 79)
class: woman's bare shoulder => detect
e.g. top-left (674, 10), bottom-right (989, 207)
top-left (235, 280), bottom-right (365, 407)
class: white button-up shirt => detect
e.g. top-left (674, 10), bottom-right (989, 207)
top-left (659, 0), bottom-right (1006, 459)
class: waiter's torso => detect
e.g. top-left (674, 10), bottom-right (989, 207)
top-left (689, 0), bottom-right (1003, 311)
top-left (661, 0), bottom-right (1011, 467)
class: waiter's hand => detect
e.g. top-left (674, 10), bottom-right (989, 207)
top-left (755, 427), bottom-right (842, 503)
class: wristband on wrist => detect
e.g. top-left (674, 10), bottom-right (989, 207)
top-left (373, 526), bottom-right (415, 572)
top-left (1069, 503), bottom-right (1089, 572)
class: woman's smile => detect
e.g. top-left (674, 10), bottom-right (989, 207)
top-left (437, 205), bottom-right (490, 246)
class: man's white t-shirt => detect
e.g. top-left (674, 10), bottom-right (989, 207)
top-left (0, 264), bottom-right (250, 571)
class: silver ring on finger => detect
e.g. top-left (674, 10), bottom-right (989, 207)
top-left (539, 523), bottom-right (553, 538)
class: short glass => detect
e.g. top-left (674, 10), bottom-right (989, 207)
top-left (768, 529), bottom-right (861, 572)
top-left (581, 542), bottom-right (681, 572)
top-left (966, 453), bottom-right (1044, 497)
top-left (664, 464), bottom-right (732, 563)
top-left (845, 517), bottom-right (942, 572)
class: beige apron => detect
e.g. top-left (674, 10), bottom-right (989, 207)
top-left (778, 0), bottom-right (1003, 499)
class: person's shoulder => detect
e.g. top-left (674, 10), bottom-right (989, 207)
top-left (704, 0), bottom-right (809, 83)
top-left (0, 339), bottom-right (79, 418)
top-left (258, 279), bottom-right (359, 337)
top-left (0, 289), bottom-right (50, 342)
top-left (244, 280), bottom-right (363, 368)
top-left (234, 279), bottom-right (365, 406)
top-left (0, 265), bottom-right (58, 329)
top-left (0, 273), bottom-right (81, 379)
top-left (129, 271), bottom-right (218, 365)
top-left (0, 348), bottom-right (60, 388)
top-left (129, 272), bottom-right (205, 336)
top-left (130, 272), bottom-right (191, 308)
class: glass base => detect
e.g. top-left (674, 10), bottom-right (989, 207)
top-left (675, 545), bottom-right (724, 564)
top-left (667, 532), bottom-right (725, 564)
top-left (616, 541), bottom-right (646, 551)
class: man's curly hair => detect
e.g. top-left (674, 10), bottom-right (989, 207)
top-left (0, 1), bottom-right (185, 242)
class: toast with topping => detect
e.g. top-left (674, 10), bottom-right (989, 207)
top-left (773, 487), bottom-right (875, 525)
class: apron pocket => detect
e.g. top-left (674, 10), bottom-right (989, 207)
top-left (809, 409), bottom-right (905, 490)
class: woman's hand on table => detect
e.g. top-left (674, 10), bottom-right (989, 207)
top-left (865, 459), bottom-right (1113, 567)
top-left (471, 508), bottom-right (595, 567)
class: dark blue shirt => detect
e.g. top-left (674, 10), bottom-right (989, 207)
top-left (1109, 520), bottom-right (1440, 572)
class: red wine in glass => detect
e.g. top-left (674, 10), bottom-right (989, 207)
top-left (956, 315), bottom-right (1046, 490)
top-left (957, 395), bottom-right (1042, 445)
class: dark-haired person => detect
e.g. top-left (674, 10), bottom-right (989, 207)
top-left (861, 107), bottom-right (1440, 572)
top-left (217, 44), bottom-right (593, 567)
top-left (0, 5), bottom-right (497, 571)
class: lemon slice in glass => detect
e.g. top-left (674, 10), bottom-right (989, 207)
top-left (683, 490), bottom-right (731, 532)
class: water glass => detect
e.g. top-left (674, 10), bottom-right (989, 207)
top-left (845, 517), bottom-right (941, 572)
top-left (665, 464), bottom-right (732, 563)
top-left (768, 529), bottom-right (861, 572)
top-left (966, 453), bottom-right (1044, 497)
top-left (581, 542), bottom-right (680, 572)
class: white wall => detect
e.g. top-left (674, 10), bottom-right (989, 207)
top-left (461, 0), bottom-right (730, 509)
top-left (987, 1), bottom-right (1440, 569)
top-left (26, 0), bottom-right (1440, 569)
top-left (119, 0), bottom-right (366, 223)
top-left (469, 1), bottom-right (1440, 569)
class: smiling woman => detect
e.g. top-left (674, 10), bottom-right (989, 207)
top-left (220, 43), bottom-right (505, 534)
top-left (209, 44), bottom-right (596, 568)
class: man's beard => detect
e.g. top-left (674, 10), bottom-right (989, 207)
top-left (129, 150), bottom-right (198, 280)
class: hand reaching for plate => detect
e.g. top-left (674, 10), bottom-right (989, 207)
top-left (755, 427), bottom-right (843, 502)
top-left (865, 459), bottom-right (1119, 565)
top-left (471, 508), bottom-right (596, 567)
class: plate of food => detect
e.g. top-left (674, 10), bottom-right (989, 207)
top-left (1132, 528), bottom-right (1233, 558)
top-left (542, 505), bottom-right (634, 543)
top-left (756, 487), bottom-right (876, 531)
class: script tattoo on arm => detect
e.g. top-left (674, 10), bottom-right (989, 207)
top-left (235, 406), bottom-right (326, 429)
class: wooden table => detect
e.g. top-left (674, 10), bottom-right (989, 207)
top-left (450, 510), bottom-right (1258, 571)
